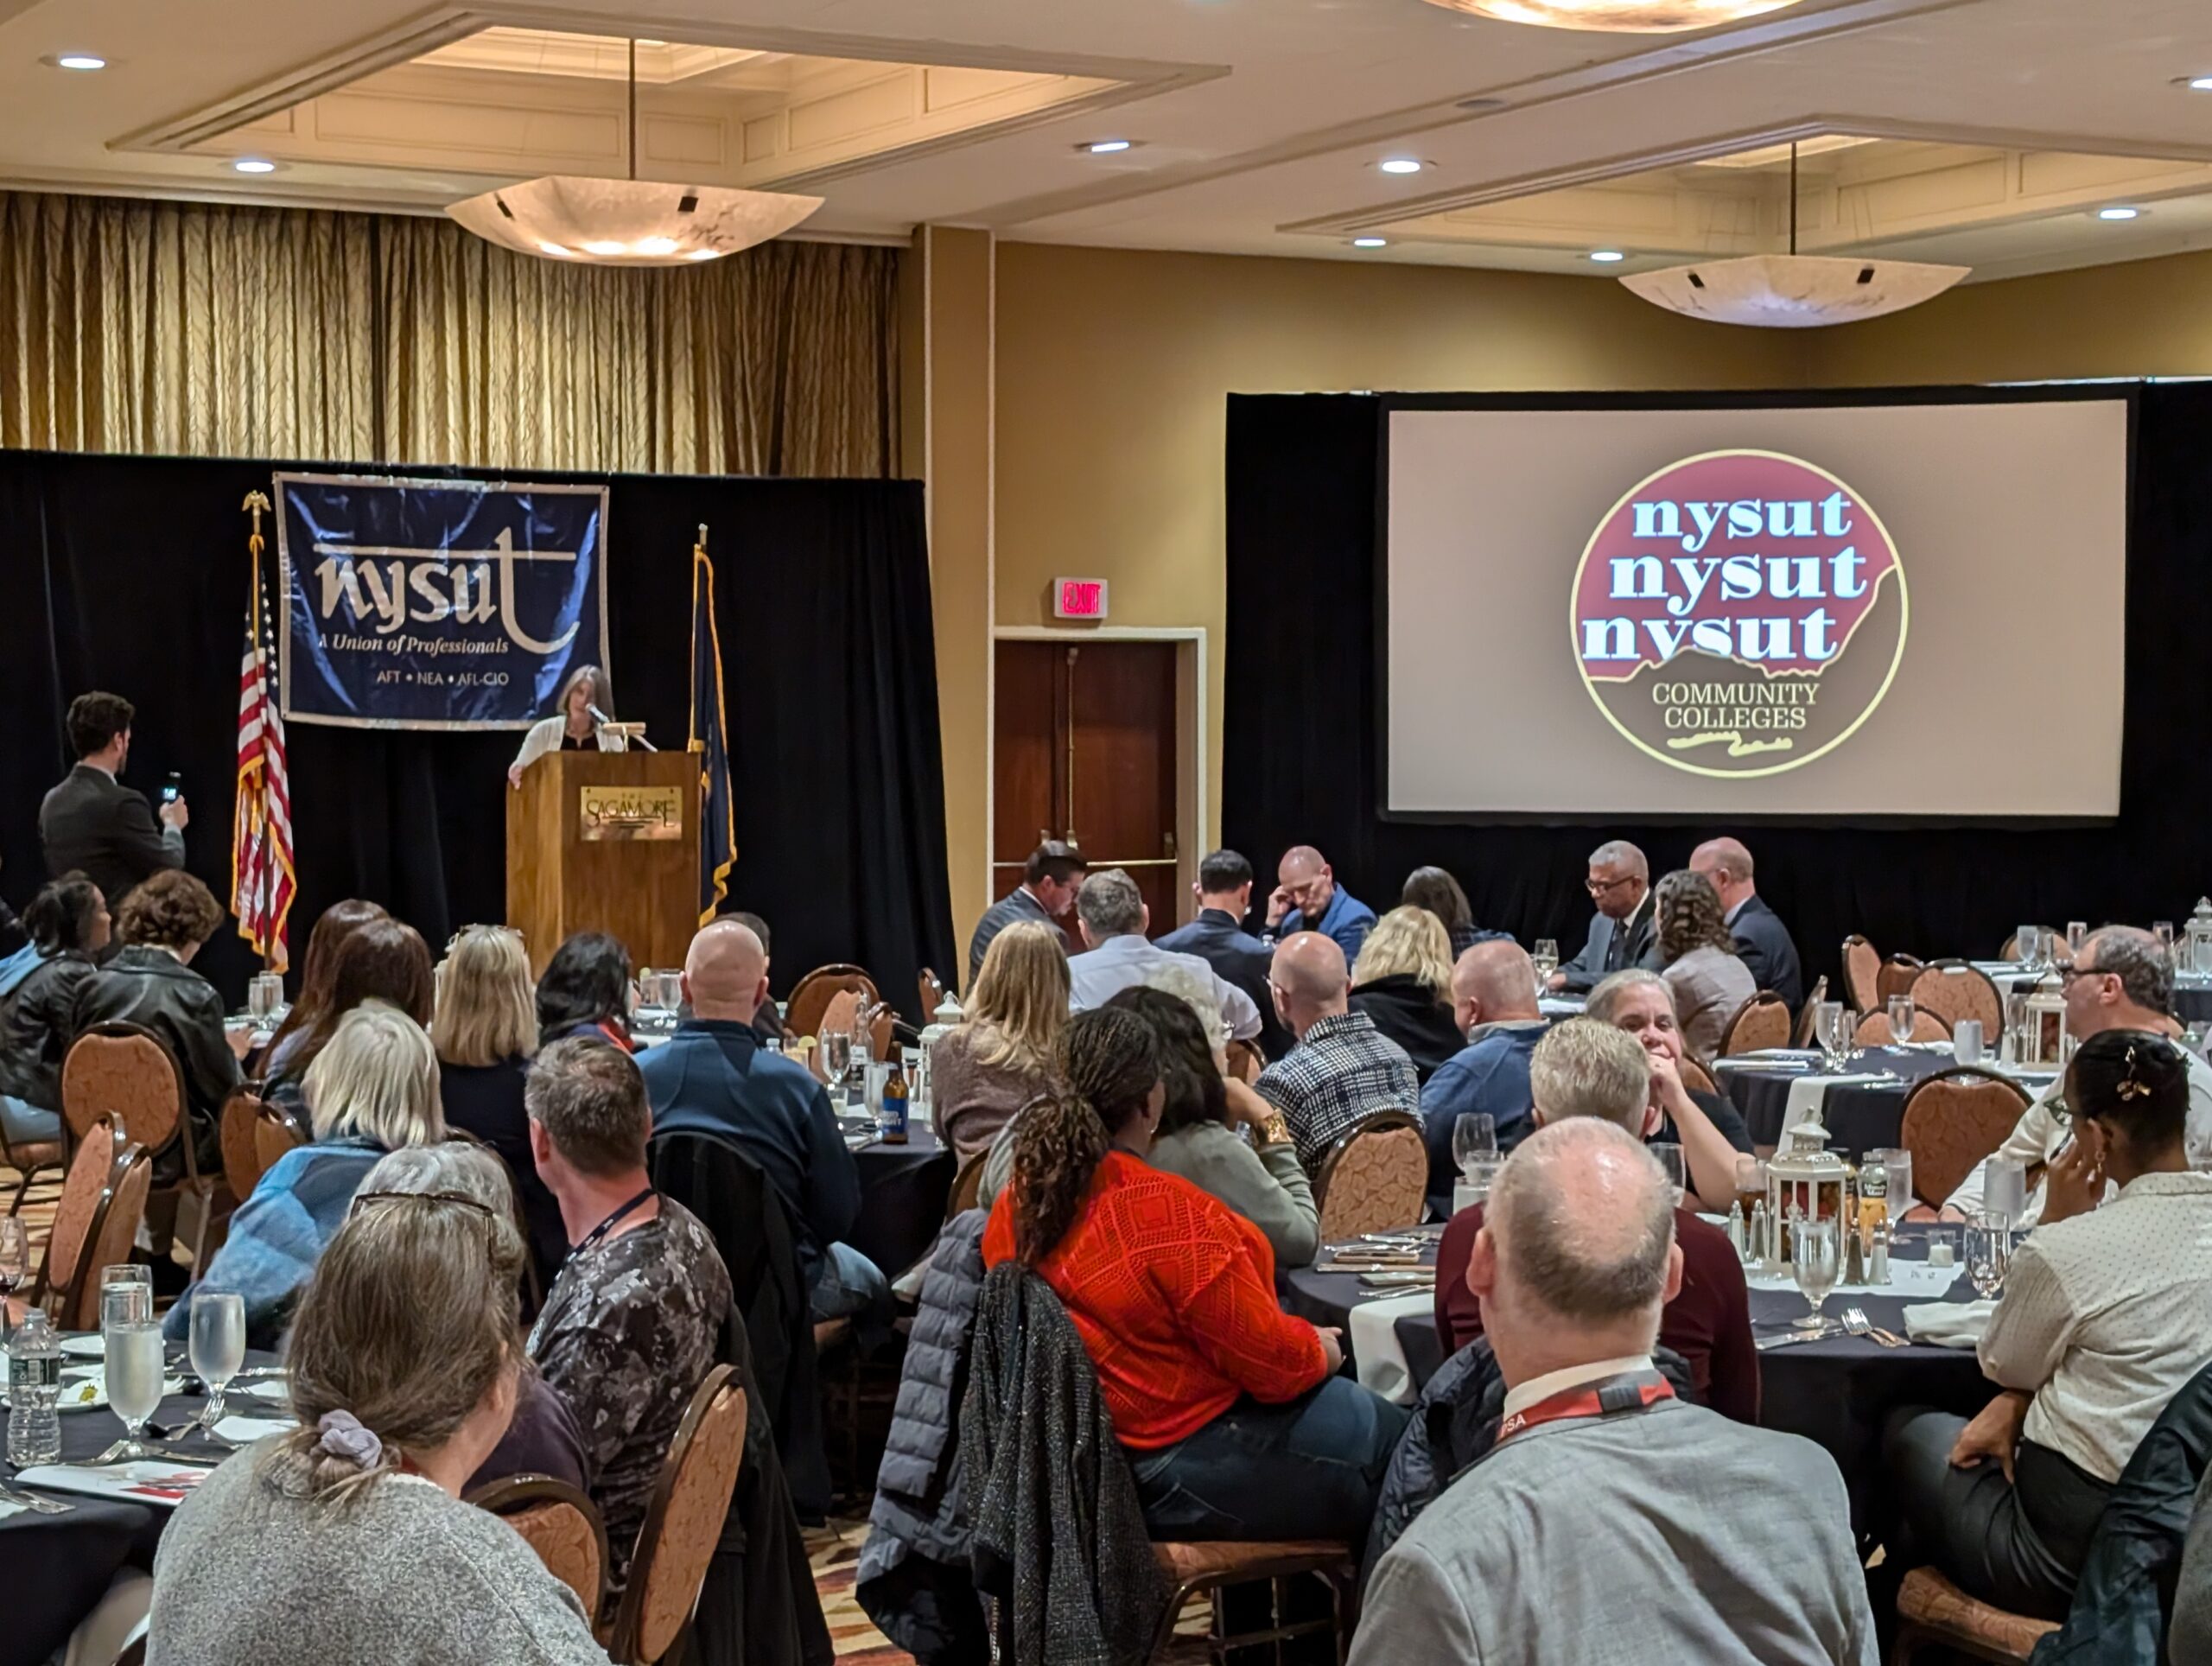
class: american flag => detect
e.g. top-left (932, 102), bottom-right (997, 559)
top-left (231, 534), bottom-right (296, 973)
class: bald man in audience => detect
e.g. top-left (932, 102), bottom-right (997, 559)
top-left (1690, 836), bottom-right (1803, 1009)
top-left (637, 919), bottom-right (883, 1322)
top-left (1354, 1120), bottom-right (1875, 1665)
top-left (1418, 941), bottom-right (1550, 1209)
top-left (1553, 839), bottom-right (1660, 993)
top-left (1265, 844), bottom-right (1376, 963)
top-left (1254, 931), bottom-right (1421, 1175)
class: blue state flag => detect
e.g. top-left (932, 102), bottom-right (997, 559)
top-left (690, 531), bottom-right (736, 923)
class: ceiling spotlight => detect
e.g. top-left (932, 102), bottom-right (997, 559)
top-left (2097, 206), bottom-right (2142, 221)
top-left (684, 248), bottom-right (719, 261)
top-left (1081, 139), bottom-right (1134, 155)
top-left (1352, 237), bottom-right (1389, 249)
top-left (1589, 249), bottom-right (1627, 263)
top-left (581, 239), bottom-right (627, 257)
top-left (45, 53), bottom-right (106, 71)
top-left (633, 236), bottom-right (680, 256)
top-left (1419, 0), bottom-right (1806, 31)
top-left (232, 158), bottom-right (277, 175)
top-left (2177, 75), bottom-right (2212, 92)
top-left (1378, 157), bottom-right (1426, 175)
top-left (538, 243), bottom-right (575, 258)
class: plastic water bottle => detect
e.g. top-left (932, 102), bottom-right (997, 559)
top-left (8, 1310), bottom-right (62, 1467)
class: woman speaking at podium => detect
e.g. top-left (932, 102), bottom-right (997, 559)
top-left (507, 664), bottom-right (626, 788)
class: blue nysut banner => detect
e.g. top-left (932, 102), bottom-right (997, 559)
top-left (274, 473), bottom-right (611, 729)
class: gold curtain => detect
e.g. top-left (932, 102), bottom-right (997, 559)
top-left (0, 190), bottom-right (899, 476)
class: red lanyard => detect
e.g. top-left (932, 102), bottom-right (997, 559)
top-left (1496, 1372), bottom-right (1675, 1444)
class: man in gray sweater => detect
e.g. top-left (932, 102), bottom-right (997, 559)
top-left (1352, 1119), bottom-right (1877, 1665)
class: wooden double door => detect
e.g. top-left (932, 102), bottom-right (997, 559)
top-left (994, 639), bottom-right (1182, 942)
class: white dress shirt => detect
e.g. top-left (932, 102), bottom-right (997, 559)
top-left (1979, 1169), bottom-right (2212, 1482)
top-left (1066, 932), bottom-right (1262, 1041)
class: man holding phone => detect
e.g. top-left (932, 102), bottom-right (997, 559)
top-left (40, 690), bottom-right (188, 910)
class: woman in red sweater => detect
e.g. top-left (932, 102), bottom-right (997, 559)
top-left (983, 1008), bottom-right (1408, 1543)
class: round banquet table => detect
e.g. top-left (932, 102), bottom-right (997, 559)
top-left (0, 1345), bottom-right (282, 1666)
top-left (1713, 1045), bottom-right (2056, 1158)
top-left (839, 1118), bottom-right (957, 1276)
top-left (1284, 1225), bottom-right (1993, 1538)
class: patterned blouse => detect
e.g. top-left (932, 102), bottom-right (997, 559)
top-left (529, 1197), bottom-right (732, 1590)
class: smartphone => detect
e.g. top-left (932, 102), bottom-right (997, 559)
top-left (161, 772), bottom-right (181, 804)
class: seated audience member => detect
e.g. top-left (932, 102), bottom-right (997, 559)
top-left (638, 919), bottom-right (881, 1322)
top-left (1264, 844), bottom-right (1376, 963)
top-left (983, 1008), bottom-right (1407, 1542)
top-left (1402, 865), bottom-right (1510, 961)
top-left (968, 840), bottom-right (1086, 985)
top-left (1421, 940), bottom-right (1549, 1205)
top-left (928, 920), bottom-right (1066, 1163)
top-left (1067, 868), bottom-right (1261, 1042)
top-left (253, 898), bottom-right (389, 1087)
top-left (528, 1039), bottom-right (733, 1595)
top-left (1357, 1120), bottom-right (1872, 1664)
top-left (1434, 1020), bottom-right (1758, 1424)
top-left (1653, 868), bottom-right (1757, 1060)
top-left (149, 1144), bottom-right (610, 1665)
top-left (1112, 986), bottom-right (1319, 1269)
top-left (726, 910), bottom-right (785, 1042)
top-left (1886, 1030), bottom-right (2212, 1620)
top-left (167, 1002), bottom-right (448, 1347)
top-left (1552, 838), bottom-right (1658, 994)
top-left (1349, 906), bottom-right (1464, 1084)
top-left (1157, 848), bottom-right (1287, 1059)
top-left (1586, 969), bottom-right (1758, 1210)
top-left (261, 915), bottom-right (435, 1110)
top-left (433, 925), bottom-right (565, 1292)
top-left (1947, 925), bottom-right (2212, 1222)
top-left (1689, 836), bottom-right (1804, 1009)
top-left (0, 874), bottom-right (107, 1133)
top-left (536, 931), bottom-right (635, 1052)
top-left (2177, 1468), bottom-right (2212, 1663)
top-left (1254, 932), bottom-right (1421, 1176)
top-left (70, 868), bottom-right (238, 1163)
top-left (39, 690), bottom-right (185, 910)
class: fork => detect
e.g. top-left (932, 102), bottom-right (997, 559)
top-left (0, 1478), bottom-right (73, 1515)
top-left (1841, 1307), bottom-right (1907, 1348)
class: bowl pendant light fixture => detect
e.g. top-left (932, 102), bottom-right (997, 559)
top-left (446, 38), bottom-right (822, 266)
top-left (1419, 0), bottom-right (1808, 31)
top-left (1618, 141), bottom-right (1968, 327)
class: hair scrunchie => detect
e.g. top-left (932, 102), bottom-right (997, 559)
top-left (315, 1410), bottom-right (384, 1470)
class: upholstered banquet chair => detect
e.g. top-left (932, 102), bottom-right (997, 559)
top-left (1853, 1008), bottom-right (1948, 1046)
top-left (1877, 954), bottom-right (1925, 1004)
top-left (29, 1119), bottom-right (151, 1331)
top-left (601, 1364), bottom-right (748, 1666)
top-left (61, 1021), bottom-right (227, 1269)
top-left (1719, 992), bottom-right (1792, 1056)
top-left (784, 965), bottom-right (880, 1046)
top-left (1909, 961), bottom-right (2005, 1044)
top-left (1840, 936), bottom-right (1882, 1015)
top-left (1313, 1111), bottom-right (1426, 1239)
top-left (1147, 1540), bottom-right (1357, 1663)
top-left (1790, 975), bottom-right (1828, 1047)
top-left (468, 1475), bottom-right (609, 1620)
top-left (1897, 1066), bottom-right (2031, 1210)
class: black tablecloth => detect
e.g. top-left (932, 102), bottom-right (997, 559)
top-left (843, 1122), bottom-right (957, 1277)
top-left (1715, 1046), bottom-right (2055, 1157)
top-left (0, 1346), bottom-right (280, 1666)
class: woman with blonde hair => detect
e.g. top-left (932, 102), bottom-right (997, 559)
top-left (149, 1153), bottom-right (608, 1663)
top-left (166, 1003), bottom-right (448, 1348)
top-left (434, 925), bottom-right (565, 1290)
top-left (929, 920), bottom-right (1069, 1162)
top-left (1348, 904), bottom-right (1463, 1083)
top-left (1653, 869), bottom-right (1757, 1061)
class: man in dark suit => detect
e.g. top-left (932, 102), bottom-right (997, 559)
top-left (1691, 836), bottom-right (1804, 1010)
top-left (1157, 848), bottom-right (1289, 1059)
top-left (40, 691), bottom-right (186, 910)
top-left (1553, 839), bottom-right (1659, 994)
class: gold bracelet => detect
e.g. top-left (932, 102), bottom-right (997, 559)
top-left (1256, 1113), bottom-right (1292, 1148)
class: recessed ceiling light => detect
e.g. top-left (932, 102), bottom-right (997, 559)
top-left (1589, 249), bottom-right (1627, 263)
top-left (582, 239), bottom-right (626, 257)
top-left (232, 157), bottom-right (277, 175)
top-left (2177, 74), bottom-right (2212, 92)
top-left (634, 236), bottom-right (680, 256)
top-left (2097, 206), bottom-right (2142, 221)
top-left (1352, 237), bottom-right (1389, 249)
top-left (684, 248), bottom-right (721, 262)
top-left (1080, 139), bottom-right (1134, 155)
top-left (45, 53), bottom-right (106, 71)
top-left (1378, 157), bottom-right (1426, 175)
top-left (538, 242), bottom-right (575, 258)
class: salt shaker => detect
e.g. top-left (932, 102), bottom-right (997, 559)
top-left (1869, 1218), bottom-right (1891, 1286)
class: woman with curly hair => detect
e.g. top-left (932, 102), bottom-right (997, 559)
top-left (1653, 868), bottom-right (1756, 1061)
top-left (982, 1006), bottom-right (1407, 1544)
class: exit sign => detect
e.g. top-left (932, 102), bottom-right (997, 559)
top-left (1054, 578), bottom-right (1109, 620)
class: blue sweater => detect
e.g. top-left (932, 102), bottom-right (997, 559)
top-left (1417, 1023), bottom-right (1548, 1211)
top-left (164, 1136), bottom-right (387, 1348)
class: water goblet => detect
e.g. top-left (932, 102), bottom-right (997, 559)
top-left (178, 1290), bottom-right (247, 1447)
top-left (1791, 1216), bottom-right (1842, 1331)
top-left (1966, 1217), bottom-right (2012, 1300)
top-left (92, 1284), bottom-right (164, 1466)
top-left (1452, 1113), bottom-right (1497, 1177)
top-left (1886, 995), bottom-right (1916, 1050)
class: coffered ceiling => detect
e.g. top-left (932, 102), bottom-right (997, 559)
top-left (6, 0), bottom-right (2212, 286)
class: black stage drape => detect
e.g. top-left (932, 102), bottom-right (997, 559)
top-left (0, 449), bottom-right (955, 1014)
top-left (1224, 385), bottom-right (2212, 992)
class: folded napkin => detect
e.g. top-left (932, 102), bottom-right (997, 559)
top-left (214, 1415), bottom-right (297, 1444)
top-left (1783, 1073), bottom-right (1887, 1124)
top-left (1904, 1299), bottom-right (1996, 1349)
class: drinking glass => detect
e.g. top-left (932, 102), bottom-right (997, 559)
top-left (657, 971), bottom-right (685, 1015)
top-left (101, 1262), bottom-right (152, 1303)
top-left (1653, 1142), bottom-right (1687, 1207)
top-left (822, 1028), bottom-right (854, 1100)
top-left (1953, 1019), bottom-right (1984, 1067)
top-left (180, 1291), bottom-right (247, 1446)
top-left (2065, 921), bottom-right (2088, 961)
top-left (94, 1283), bottom-right (163, 1465)
top-left (2015, 925), bottom-right (2043, 970)
top-left (1732, 1154), bottom-right (1765, 1225)
top-left (247, 972), bottom-right (283, 1023)
top-left (0, 1217), bottom-right (26, 1339)
top-left (1530, 938), bottom-right (1560, 994)
top-left (1983, 1159), bottom-right (2028, 1225)
top-left (1814, 1001), bottom-right (1848, 1070)
top-left (1966, 1218), bottom-right (2012, 1300)
top-left (1452, 1113), bottom-right (1497, 1176)
top-left (1886, 995), bottom-right (1916, 1048)
top-left (1791, 1216), bottom-right (1842, 1330)
top-left (2155, 921), bottom-right (2177, 970)
top-left (1456, 1156), bottom-right (1503, 1211)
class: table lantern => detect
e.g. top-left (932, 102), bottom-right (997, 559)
top-left (1767, 1120), bottom-right (1848, 1258)
top-left (2018, 969), bottom-right (2069, 1068)
top-left (2189, 899), bottom-right (2212, 976)
top-left (914, 992), bottom-right (963, 1119)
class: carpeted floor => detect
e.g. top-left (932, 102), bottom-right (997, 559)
top-left (807, 1520), bottom-right (916, 1663)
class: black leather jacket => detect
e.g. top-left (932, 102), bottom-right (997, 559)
top-left (0, 951), bottom-right (98, 1110)
top-left (70, 945), bottom-right (239, 1128)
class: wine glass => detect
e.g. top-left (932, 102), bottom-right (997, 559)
top-left (1966, 1218), bottom-right (2012, 1300)
top-left (1652, 1142), bottom-right (1687, 1208)
top-left (0, 1217), bottom-right (26, 1341)
top-left (1530, 939), bottom-right (1560, 995)
top-left (1452, 1113), bottom-right (1497, 1177)
top-left (1886, 995), bottom-right (1916, 1049)
top-left (2155, 921), bottom-right (2177, 970)
top-left (2064, 921), bottom-right (2088, 961)
top-left (2015, 925), bottom-right (2043, 971)
top-left (1790, 1215), bottom-right (1842, 1331)
top-left (822, 1028), bottom-right (854, 1104)
top-left (177, 1291), bottom-right (247, 1447)
top-left (93, 1283), bottom-right (164, 1465)
top-left (1814, 1001), bottom-right (1848, 1071)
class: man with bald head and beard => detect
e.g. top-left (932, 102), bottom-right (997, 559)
top-left (1265, 845), bottom-right (1377, 964)
top-left (1354, 1120), bottom-right (1876, 1665)
top-left (638, 918), bottom-right (880, 1322)
top-left (1255, 932), bottom-right (1421, 1176)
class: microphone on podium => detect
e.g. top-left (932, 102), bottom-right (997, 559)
top-left (588, 703), bottom-right (657, 752)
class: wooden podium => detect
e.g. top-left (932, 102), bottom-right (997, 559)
top-left (506, 751), bottom-right (699, 978)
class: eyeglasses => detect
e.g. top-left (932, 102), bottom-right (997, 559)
top-left (349, 1189), bottom-right (499, 1219)
top-left (1586, 874), bottom-right (1637, 896)
top-left (2058, 964), bottom-right (2111, 987)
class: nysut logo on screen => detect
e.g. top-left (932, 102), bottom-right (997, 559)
top-left (1570, 450), bottom-right (1909, 779)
